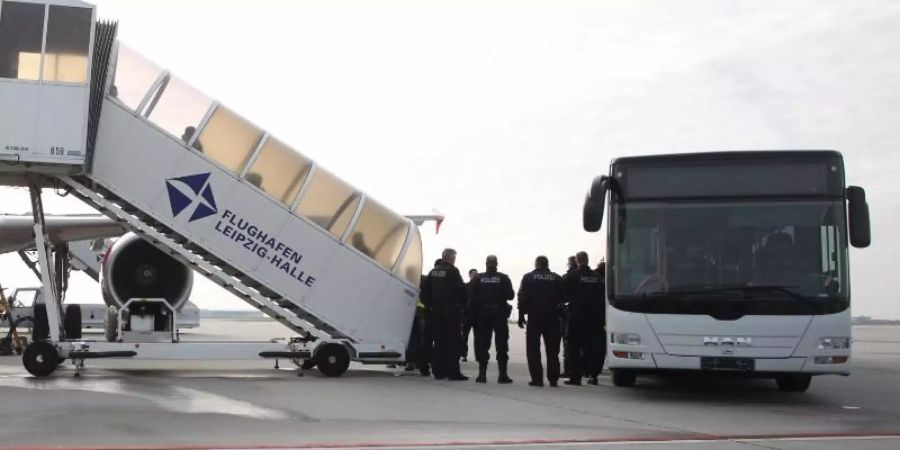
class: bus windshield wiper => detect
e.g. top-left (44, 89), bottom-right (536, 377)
top-left (705, 285), bottom-right (799, 298)
top-left (650, 285), bottom-right (806, 301)
top-left (702, 285), bottom-right (821, 311)
top-left (640, 289), bottom-right (735, 300)
top-left (640, 285), bottom-right (819, 307)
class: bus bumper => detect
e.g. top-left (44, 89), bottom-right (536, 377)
top-left (609, 353), bottom-right (851, 375)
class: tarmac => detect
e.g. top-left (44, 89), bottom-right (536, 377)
top-left (0, 320), bottom-right (898, 449)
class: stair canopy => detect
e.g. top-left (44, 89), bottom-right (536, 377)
top-left (106, 44), bottom-right (422, 287)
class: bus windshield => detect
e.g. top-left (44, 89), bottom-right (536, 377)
top-left (610, 200), bottom-right (849, 315)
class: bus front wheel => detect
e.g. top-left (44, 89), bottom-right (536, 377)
top-left (775, 374), bottom-right (812, 392)
top-left (611, 369), bottom-right (638, 387)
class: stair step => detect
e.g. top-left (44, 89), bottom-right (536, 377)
top-left (204, 255), bottom-right (224, 265)
top-left (55, 176), bottom-right (339, 342)
top-left (222, 266), bottom-right (242, 276)
top-left (258, 287), bottom-right (279, 298)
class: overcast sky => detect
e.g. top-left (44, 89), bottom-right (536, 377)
top-left (2, 0), bottom-right (898, 318)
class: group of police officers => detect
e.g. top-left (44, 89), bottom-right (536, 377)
top-left (412, 248), bottom-right (606, 387)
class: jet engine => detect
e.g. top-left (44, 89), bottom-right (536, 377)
top-left (100, 233), bottom-right (193, 311)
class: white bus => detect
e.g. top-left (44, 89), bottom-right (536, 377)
top-left (583, 151), bottom-right (871, 392)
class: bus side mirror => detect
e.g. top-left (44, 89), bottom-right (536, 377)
top-left (583, 176), bottom-right (608, 232)
top-left (847, 186), bottom-right (871, 248)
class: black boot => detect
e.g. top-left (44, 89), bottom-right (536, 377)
top-left (476, 362), bottom-right (487, 383)
top-left (497, 361), bottom-right (513, 384)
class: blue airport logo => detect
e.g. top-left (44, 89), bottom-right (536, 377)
top-left (165, 172), bottom-right (218, 222)
top-left (163, 172), bottom-right (315, 288)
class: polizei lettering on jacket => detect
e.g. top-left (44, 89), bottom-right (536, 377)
top-left (214, 209), bottom-right (315, 287)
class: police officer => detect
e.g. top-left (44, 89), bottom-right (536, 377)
top-left (566, 256), bottom-right (577, 273)
top-left (420, 249), bottom-right (469, 381)
top-left (561, 255), bottom-right (577, 379)
top-left (585, 261), bottom-right (608, 384)
top-left (461, 268), bottom-right (478, 362)
top-left (472, 255), bottom-right (515, 384)
top-left (563, 251), bottom-right (605, 386)
top-left (517, 256), bottom-right (565, 387)
top-left (411, 277), bottom-right (432, 376)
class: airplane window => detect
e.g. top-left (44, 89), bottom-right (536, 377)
top-left (109, 45), bottom-right (163, 112)
top-left (43, 5), bottom-right (92, 83)
top-left (194, 106), bottom-right (263, 174)
top-left (245, 137), bottom-right (312, 205)
top-left (294, 167), bottom-right (360, 239)
top-left (145, 76), bottom-right (212, 144)
top-left (0, 1), bottom-right (45, 81)
top-left (395, 226), bottom-right (423, 286)
top-left (349, 198), bottom-right (408, 270)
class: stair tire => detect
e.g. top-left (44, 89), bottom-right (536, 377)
top-left (23, 341), bottom-right (59, 377)
top-left (317, 344), bottom-right (351, 377)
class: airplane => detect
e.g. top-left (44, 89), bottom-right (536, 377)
top-left (0, 213), bottom-right (123, 255)
top-left (0, 213), bottom-right (200, 336)
top-left (0, 211), bottom-right (443, 339)
top-left (0, 212), bottom-right (443, 256)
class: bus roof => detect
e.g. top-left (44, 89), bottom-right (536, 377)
top-left (611, 150), bottom-right (843, 166)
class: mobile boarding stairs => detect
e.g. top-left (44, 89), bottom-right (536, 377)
top-left (0, 0), bottom-right (423, 377)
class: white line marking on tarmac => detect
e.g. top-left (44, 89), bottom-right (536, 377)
top-left (343, 435), bottom-right (900, 449)
top-left (0, 375), bottom-right (290, 419)
top-left (741, 434), bottom-right (900, 442)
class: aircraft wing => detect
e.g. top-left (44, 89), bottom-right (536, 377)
top-left (0, 210), bottom-right (439, 256)
top-left (0, 214), bottom-right (125, 255)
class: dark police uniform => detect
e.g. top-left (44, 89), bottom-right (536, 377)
top-left (472, 269), bottom-right (515, 367)
top-left (561, 266), bottom-right (576, 378)
top-left (591, 266), bottom-right (608, 381)
top-left (407, 298), bottom-right (431, 376)
top-left (563, 265), bottom-right (606, 384)
top-left (420, 261), bottom-right (467, 379)
top-left (462, 278), bottom-right (477, 360)
top-left (518, 267), bottom-right (565, 385)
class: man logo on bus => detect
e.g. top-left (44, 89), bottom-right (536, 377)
top-left (165, 172), bottom-right (218, 222)
top-left (703, 336), bottom-right (752, 347)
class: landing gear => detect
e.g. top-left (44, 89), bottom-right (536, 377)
top-left (105, 307), bottom-right (118, 342)
top-left (32, 304), bottom-right (49, 341)
top-left (23, 341), bottom-right (59, 377)
top-left (611, 369), bottom-right (638, 387)
top-left (776, 374), bottom-right (812, 392)
top-left (316, 344), bottom-right (350, 377)
top-left (64, 304), bottom-right (82, 340)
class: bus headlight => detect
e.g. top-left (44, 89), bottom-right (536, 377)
top-left (818, 337), bottom-right (850, 350)
top-left (815, 356), bottom-right (849, 364)
top-left (613, 351), bottom-right (646, 360)
top-left (611, 332), bottom-right (641, 345)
